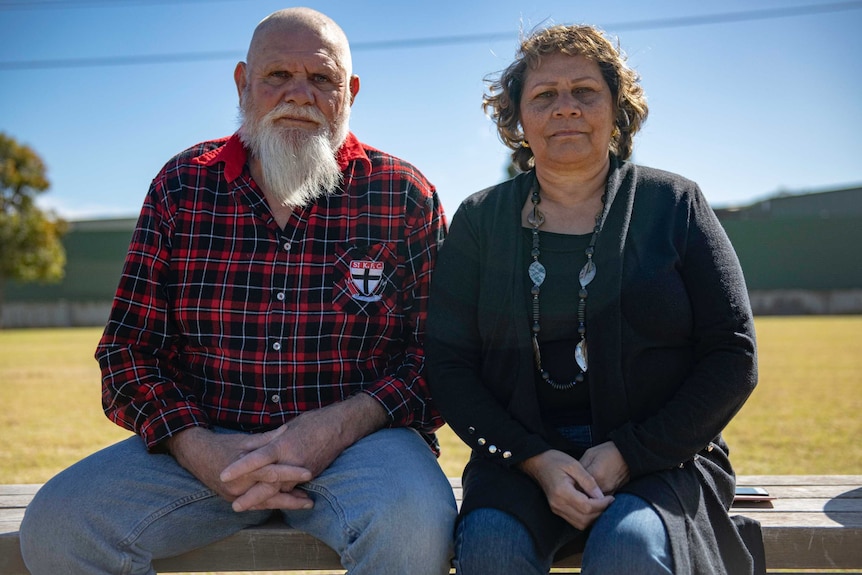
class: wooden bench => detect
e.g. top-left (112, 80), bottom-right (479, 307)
top-left (2, 475), bottom-right (860, 574)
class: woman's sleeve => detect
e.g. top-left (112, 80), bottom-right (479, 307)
top-left (609, 185), bottom-right (758, 477)
top-left (427, 203), bottom-right (551, 467)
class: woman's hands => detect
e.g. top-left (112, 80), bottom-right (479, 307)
top-left (518, 449), bottom-right (614, 530)
top-left (580, 441), bottom-right (630, 495)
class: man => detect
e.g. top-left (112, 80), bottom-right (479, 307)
top-left (20, 8), bottom-right (455, 574)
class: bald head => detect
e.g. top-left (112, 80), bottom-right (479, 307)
top-left (248, 7), bottom-right (353, 78)
top-left (235, 8), bottom-right (358, 210)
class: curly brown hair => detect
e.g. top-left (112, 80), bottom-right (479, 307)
top-left (484, 24), bottom-right (648, 171)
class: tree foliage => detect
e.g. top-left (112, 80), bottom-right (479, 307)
top-left (0, 133), bottom-right (67, 320)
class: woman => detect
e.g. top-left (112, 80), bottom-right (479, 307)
top-left (427, 24), bottom-right (763, 574)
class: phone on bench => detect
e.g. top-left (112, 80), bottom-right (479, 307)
top-left (734, 486), bottom-right (772, 501)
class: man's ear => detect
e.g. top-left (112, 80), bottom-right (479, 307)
top-left (349, 75), bottom-right (360, 105)
top-left (234, 62), bottom-right (248, 102)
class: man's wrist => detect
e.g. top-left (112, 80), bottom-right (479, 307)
top-left (163, 426), bottom-right (209, 458)
top-left (309, 393), bottom-right (388, 451)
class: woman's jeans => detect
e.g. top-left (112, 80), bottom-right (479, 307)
top-left (454, 424), bottom-right (673, 575)
top-left (20, 427), bottom-right (457, 575)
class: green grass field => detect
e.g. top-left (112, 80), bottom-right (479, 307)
top-left (1, 316), bottom-right (860, 485)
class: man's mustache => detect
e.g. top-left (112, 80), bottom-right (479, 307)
top-left (265, 103), bottom-right (327, 125)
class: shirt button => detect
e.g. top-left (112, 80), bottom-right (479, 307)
top-left (271, 394), bottom-right (280, 403)
top-left (283, 242), bottom-right (291, 251)
top-left (276, 292), bottom-right (286, 301)
top-left (272, 342), bottom-right (281, 351)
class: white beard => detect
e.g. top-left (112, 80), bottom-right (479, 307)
top-left (238, 100), bottom-right (349, 209)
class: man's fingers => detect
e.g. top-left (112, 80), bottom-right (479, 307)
top-left (226, 463), bottom-right (313, 511)
top-left (231, 479), bottom-right (314, 512)
top-left (251, 464), bottom-right (313, 485)
top-left (245, 489), bottom-right (314, 512)
top-left (222, 455), bottom-right (312, 484)
top-left (239, 425), bottom-right (287, 451)
top-left (231, 481), bottom-right (280, 512)
top-left (220, 446), bottom-right (278, 482)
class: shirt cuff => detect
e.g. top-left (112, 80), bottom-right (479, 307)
top-left (139, 402), bottom-right (212, 451)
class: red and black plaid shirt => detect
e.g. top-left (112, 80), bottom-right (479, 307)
top-left (96, 133), bottom-right (447, 450)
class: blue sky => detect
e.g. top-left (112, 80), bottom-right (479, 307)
top-left (1, 0), bottom-right (861, 220)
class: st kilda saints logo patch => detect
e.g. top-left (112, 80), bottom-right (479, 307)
top-left (348, 260), bottom-right (386, 302)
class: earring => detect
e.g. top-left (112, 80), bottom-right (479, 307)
top-left (619, 109), bottom-right (631, 129)
top-left (521, 140), bottom-right (530, 148)
top-left (611, 127), bottom-right (620, 138)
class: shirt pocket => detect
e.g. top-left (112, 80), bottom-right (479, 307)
top-left (332, 242), bottom-right (401, 317)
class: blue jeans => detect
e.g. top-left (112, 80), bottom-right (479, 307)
top-left (454, 425), bottom-right (672, 574)
top-left (20, 427), bottom-right (457, 575)
top-left (455, 496), bottom-right (672, 575)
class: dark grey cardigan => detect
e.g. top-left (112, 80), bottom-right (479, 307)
top-left (427, 158), bottom-right (764, 573)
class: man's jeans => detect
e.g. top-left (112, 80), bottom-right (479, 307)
top-left (20, 427), bottom-right (456, 575)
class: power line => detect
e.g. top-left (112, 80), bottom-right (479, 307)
top-left (0, 50), bottom-right (245, 70)
top-left (0, 0), bottom-right (232, 10)
top-left (2, 1), bottom-right (861, 71)
top-left (602, 1), bottom-right (862, 31)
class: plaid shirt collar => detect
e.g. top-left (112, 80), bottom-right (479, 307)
top-left (192, 131), bottom-right (373, 184)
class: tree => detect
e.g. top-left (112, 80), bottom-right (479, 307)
top-left (0, 133), bottom-right (67, 326)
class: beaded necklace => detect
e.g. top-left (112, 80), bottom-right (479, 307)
top-left (527, 184), bottom-right (607, 390)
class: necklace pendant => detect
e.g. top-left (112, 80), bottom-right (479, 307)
top-left (575, 339), bottom-right (588, 372)
top-left (528, 261), bottom-right (546, 286)
top-left (527, 209), bottom-right (545, 227)
top-left (579, 260), bottom-right (596, 287)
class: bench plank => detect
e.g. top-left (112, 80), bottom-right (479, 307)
top-left (2, 476), bottom-right (861, 574)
